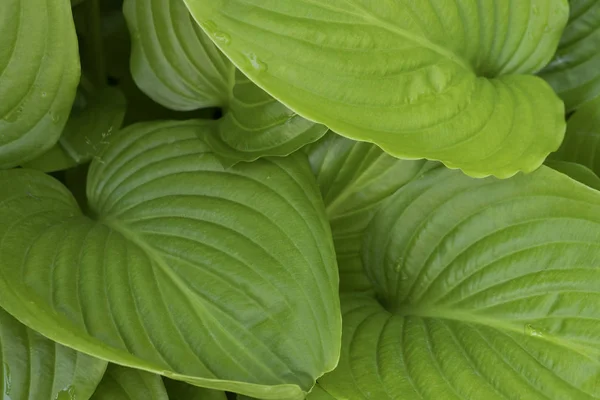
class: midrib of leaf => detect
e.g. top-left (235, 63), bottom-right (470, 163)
top-left (392, 304), bottom-right (600, 363)
top-left (98, 217), bottom-right (287, 384)
top-left (300, 0), bottom-right (473, 74)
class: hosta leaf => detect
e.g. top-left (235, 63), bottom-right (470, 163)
top-left (164, 378), bottom-right (227, 400)
top-left (91, 365), bottom-right (167, 400)
top-left (317, 167), bottom-right (600, 399)
top-left (0, 120), bottom-right (341, 400)
top-left (550, 96), bottom-right (600, 176)
top-left (23, 85), bottom-right (126, 172)
top-left (308, 132), bottom-right (438, 293)
top-left (545, 160), bottom-right (600, 191)
top-left (123, 0), bottom-right (233, 110)
top-left (185, 0), bottom-right (568, 178)
top-left (124, 0), bottom-right (327, 163)
top-left (0, 307), bottom-right (106, 400)
top-left (539, 0), bottom-right (600, 111)
top-left (203, 70), bottom-right (328, 165)
top-left (0, 0), bottom-right (80, 168)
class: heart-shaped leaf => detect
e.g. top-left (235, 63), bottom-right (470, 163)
top-left (0, 120), bottom-right (341, 400)
top-left (539, 0), bottom-right (600, 111)
top-left (315, 166), bottom-right (600, 399)
top-left (184, 0), bottom-right (569, 178)
top-left (0, 0), bottom-right (80, 168)
top-left (91, 365), bottom-right (167, 400)
top-left (0, 307), bottom-right (106, 400)
top-left (307, 132), bottom-right (438, 294)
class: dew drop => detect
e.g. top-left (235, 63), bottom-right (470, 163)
top-left (41, 91), bottom-right (47, 98)
top-left (50, 112), bottom-right (61, 124)
top-left (245, 52), bottom-right (268, 72)
top-left (4, 362), bottom-right (12, 397)
top-left (532, 6), bottom-right (539, 15)
top-left (4, 107), bottom-right (23, 123)
top-left (524, 324), bottom-right (544, 338)
top-left (55, 385), bottom-right (75, 400)
top-left (213, 31), bottom-right (231, 45)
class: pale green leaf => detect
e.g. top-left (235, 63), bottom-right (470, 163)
top-left (0, 307), bottom-right (106, 400)
top-left (539, 0), bottom-right (600, 111)
top-left (164, 378), bottom-right (228, 400)
top-left (123, 0), bottom-right (234, 110)
top-left (316, 167), bottom-right (600, 399)
top-left (185, 0), bottom-right (568, 178)
top-left (23, 85), bottom-right (126, 172)
top-left (308, 132), bottom-right (438, 293)
top-left (550, 96), bottom-right (600, 176)
top-left (0, 0), bottom-right (80, 168)
top-left (91, 365), bottom-right (168, 400)
top-left (0, 120), bottom-right (341, 400)
top-left (203, 70), bottom-right (328, 165)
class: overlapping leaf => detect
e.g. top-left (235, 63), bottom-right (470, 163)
top-left (24, 85), bottom-right (126, 172)
top-left (164, 378), bottom-right (227, 400)
top-left (204, 70), bottom-right (328, 165)
top-left (308, 133), bottom-right (437, 293)
top-left (123, 0), bottom-right (233, 110)
top-left (540, 0), bottom-right (600, 111)
top-left (124, 0), bottom-right (327, 163)
top-left (0, 120), bottom-right (340, 400)
top-left (314, 167), bottom-right (600, 399)
top-left (550, 96), bottom-right (600, 176)
top-left (91, 365), bottom-right (168, 400)
top-left (0, 0), bottom-right (80, 168)
top-left (186, 0), bottom-right (568, 178)
top-left (0, 308), bottom-right (106, 400)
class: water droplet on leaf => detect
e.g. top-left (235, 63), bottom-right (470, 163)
top-left (524, 324), bottom-right (544, 338)
top-left (4, 362), bottom-right (11, 397)
top-left (50, 112), bottom-right (61, 124)
top-left (213, 31), bottom-right (231, 45)
top-left (246, 52), bottom-right (268, 72)
top-left (55, 385), bottom-right (75, 400)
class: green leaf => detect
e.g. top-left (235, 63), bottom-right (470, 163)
top-left (0, 0), bottom-right (80, 168)
top-left (164, 378), bottom-right (227, 400)
top-left (91, 365), bottom-right (167, 400)
top-left (0, 307), bottom-right (106, 400)
top-left (308, 132), bottom-right (438, 293)
top-left (0, 120), bottom-right (341, 400)
top-left (124, 0), bottom-right (327, 163)
top-left (184, 0), bottom-right (568, 178)
top-left (316, 166), bottom-right (600, 399)
top-left (550, 96), bottom-right (600, 176)
top-left (123, 0), bottom-right (234, 110)
top-left (23, 85), bottom-right (127, 172)
top-left (203, 70), bottom-right (328, 165)
top-left (539, 0), bottom-right (600, 111)
top-left (545, 160), bottom-right (600, 191)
